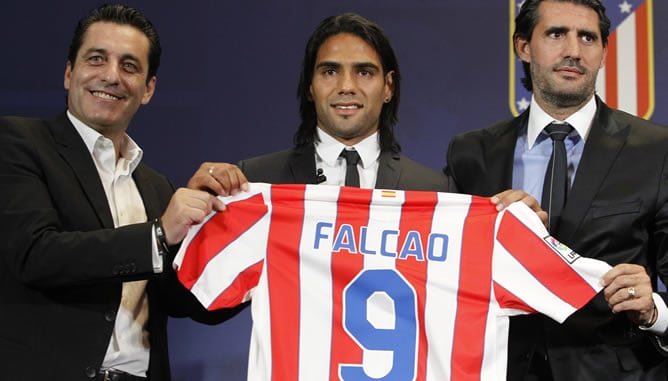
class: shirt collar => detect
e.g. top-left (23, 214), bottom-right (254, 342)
top-left (314, 127), bottom-right (380, 168)
top-left (67, 110), bottom-right (143, 173)
top-left (526, 95), bottom-right (596, 148)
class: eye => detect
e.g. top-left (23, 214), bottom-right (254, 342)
top-left (548, 31), bottom-right (564, 39)
top-left (87, 55), bottom-right (104, 64)
top-left (319, 67), bottom-right (337, 77)
top-left (122, 62), bottom-right (139, 73)
top-left (581, 34), bottom-right (596, 43)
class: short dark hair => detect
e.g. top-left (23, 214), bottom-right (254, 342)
top-left (514, 0), bottom-right (610, 91)
top-left (67, 4), bottom-right (161, 83)
top-left (294, 13), bottom-right (401, 152)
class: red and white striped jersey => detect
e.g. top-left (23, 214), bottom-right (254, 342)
top-left (174, 183), bottom-right (610, 381)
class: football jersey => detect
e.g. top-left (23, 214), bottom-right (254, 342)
top-left (174, 183), bottom-right (611, 381)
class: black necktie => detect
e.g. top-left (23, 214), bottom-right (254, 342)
top-left (541, 123), bottom-right (574, 233)
top-left (340, 149), bottom-right (360, 187)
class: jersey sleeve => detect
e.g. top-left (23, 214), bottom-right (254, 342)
top-left (492, 201), bottom-right (612, 323)
top-left (173, 183), bottom-right (272, 310)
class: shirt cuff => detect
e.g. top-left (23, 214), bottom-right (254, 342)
top-left (639, 293), bottom-right (668, 335)
top-left (151, 228), bottom-right (164, 273)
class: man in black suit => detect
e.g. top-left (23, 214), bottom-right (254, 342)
top-left (0, 5), bottom-right (236, 381)
top-left (445, 0), bottom-right (668, 379)
top-left (237, 12), bottom-right (448, 192)
top-left (191, 13), bottom-right (540, 213)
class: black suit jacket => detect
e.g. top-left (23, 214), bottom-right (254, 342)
top-left (445, 97), bottom-right (668, 379)
top-left (0, 113), bottom-right (234, 380)
top-left (239, 144), bottom-right (450, 192)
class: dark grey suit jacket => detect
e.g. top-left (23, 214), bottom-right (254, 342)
top-left (0, 113), bottom-right (235, 381)
top-left (239, 144), bottom-right (450, 192)
top-left (445, 97), bottom-right (668, 380)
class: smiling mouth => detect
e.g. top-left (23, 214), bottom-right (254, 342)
top-left (91, 91), bottom-right (120, 101)
top-left (334, 104), bottom-right (361, 110)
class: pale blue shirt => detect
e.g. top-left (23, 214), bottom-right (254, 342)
top-left (511, 96), bottom-right (594, 202)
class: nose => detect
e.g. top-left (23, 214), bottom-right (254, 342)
top-left (338, 70), bottom-right (357, 94)
top-left (100, 63), bottom-right (120, 84)
top-left (563, 34), bottom-right (582, 59)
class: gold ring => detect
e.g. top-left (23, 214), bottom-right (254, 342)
top-left (208, 166), bottom-right (215, 176)
top-left (627, 287), bottom-right (636, 299)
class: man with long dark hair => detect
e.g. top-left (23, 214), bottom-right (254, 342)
top-left (193, 13), bottom-right (540, 210)
top-left (197, 13), bottom-right (448, 192)
top-left (445, 0), bottom-right (668, 379)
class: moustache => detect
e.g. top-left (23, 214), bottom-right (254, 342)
top-left (552, 58), bottom-right (586, 74)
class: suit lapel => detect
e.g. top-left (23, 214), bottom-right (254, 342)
top-left (375, 150), bottom-right (401, 189)
top-left (133, 165), bottom-right (162, 220)
top-left (50, 113), bottom-right (114, 228)
top-left (289, 145), bottom-right (318, 184)
top-left (558, 100), bottom-right (630, 241)
top-left (484, 114), bottom-right (526, 193)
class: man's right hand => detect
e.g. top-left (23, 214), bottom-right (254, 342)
top-left (491, 189), bottom-right (548, 227)
top-left (187, 162), bottom-right (249, 196)
top-left (160, 188), bottom-right (225, 245)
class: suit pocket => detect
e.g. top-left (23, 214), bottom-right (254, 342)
top-left (591, 200), bottom-right (641, 219)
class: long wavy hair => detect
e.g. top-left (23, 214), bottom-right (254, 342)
top-left (294, 13), bottom-right (401, 152)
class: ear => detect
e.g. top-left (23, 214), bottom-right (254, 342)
top-left (141, 76), bottom-right (157, 105)
top-left (64, 61), bottom-right (73, 90)
top-left (600, 44), bottom-right (608, 69)
top-left (384, 70), bottom-right (395, 101)
top-left (308, 84), bottom-right (314, 102)
top-left (515, 37), bottom-right (531, 63)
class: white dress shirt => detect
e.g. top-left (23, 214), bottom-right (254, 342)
top-left (314, 127), bottom-right (380, 188)
top-left (68, 111), bottom-right (162, 377)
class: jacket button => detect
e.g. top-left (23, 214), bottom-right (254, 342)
top-left (104, 310), bottom-right (116, 322)
top-left (85, 366), bottom-right (97, 378)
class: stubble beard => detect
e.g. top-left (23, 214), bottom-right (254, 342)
top-left (534, 67), bottom-right (597, 110)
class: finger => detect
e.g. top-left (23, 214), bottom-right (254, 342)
top-left (490, 189), bottom-right (513, 205)
top-left (536, 211), bottom-right (548, 227)
top-left (187, 163), bottom-right (225, 195)
top-left (229, 168), bottom-right (249, 193)
top-left (212, 197), bottom-right (227, 212)
top-left (161, 189), bottom-right (206, 243)
top-left (609, 293), bottom-right (654, 317)
top-left (491, 189), bottom-right (515, 210)
top-left (217, 167), bottom-right (242, 196)
top-left (207, 164), bottom-right (248, 196)
top-left (491, 190), bottom-right (542, 213)
top-left (603, 275), bottom-right (637, 302)
top-left (601, 264), bottom-right (646, 286)
top-left (605, 278), bottom-right (652, 308)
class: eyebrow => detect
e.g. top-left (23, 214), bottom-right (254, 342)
top-left (82, 47), bottom-right (107, 57)
top-left (545, 26), bottom-right (599, 40)
top-left (82, 47), bottom-right (143, 63)
top-left (315, 61), bottom-right (381, 71)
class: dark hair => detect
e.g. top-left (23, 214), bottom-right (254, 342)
top-left (514, 0), bottom-right (610, 91)
top-left (67, 4), bottom-right (161, 83)
top-left (294, 13), bottom-right (401, 152)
